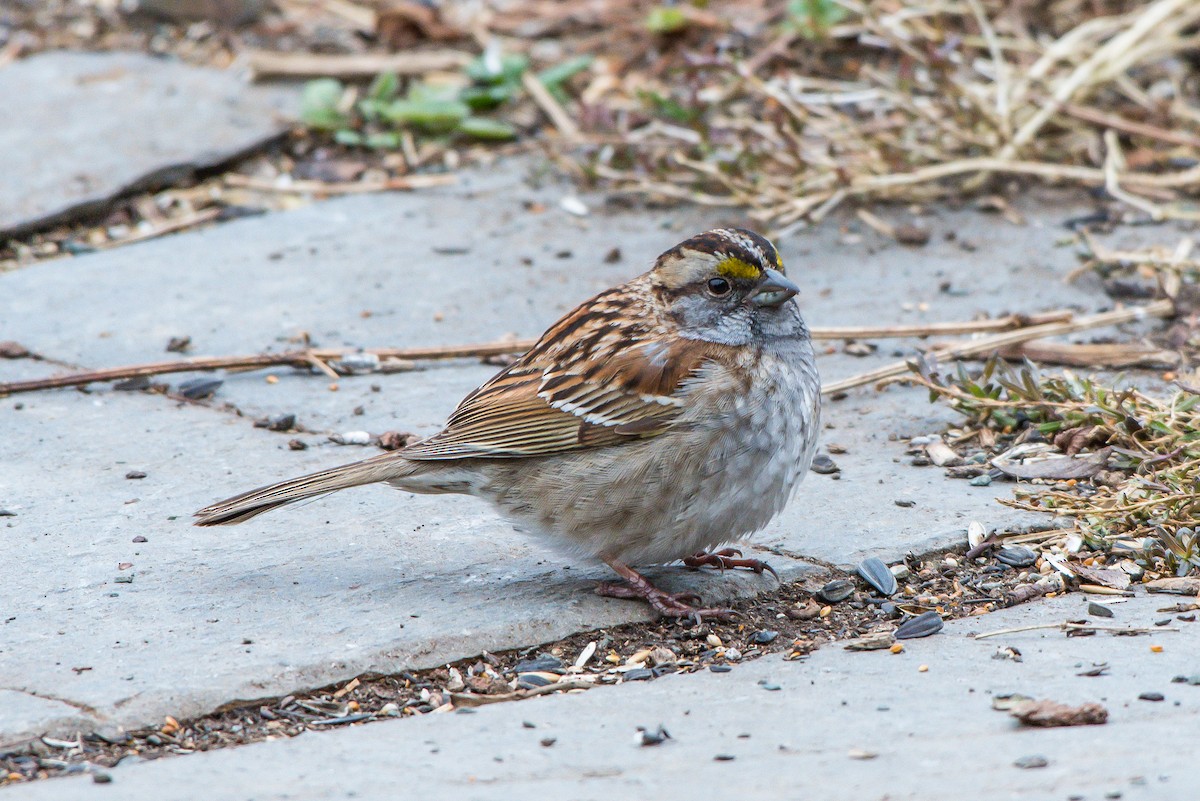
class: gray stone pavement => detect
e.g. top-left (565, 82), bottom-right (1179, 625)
top-left (0, 159), bottom-right (1179, 745)
top-left (5, 593), bottom-right (1196, 801)
top-left (0, 51), bottom-right (295, 238)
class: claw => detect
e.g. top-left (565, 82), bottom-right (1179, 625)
top-left (683, 548), bottom-right (779, 582)
top-left (598, 561), bottom-right (735, 621)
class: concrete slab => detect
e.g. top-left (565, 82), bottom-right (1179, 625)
top-left (0, 386), bottom-right (821, 742)
top-left (0, 51), bottom-right (295, 238)
top-left (5, 593), bottom-right (1194, 800)
top-left (2, 162), bottom-right (1183, 743)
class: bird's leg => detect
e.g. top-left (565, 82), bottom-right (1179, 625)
top-left (683, 547), bottom-right (779, 581)
top-left (595, 560), bottom-right (736, 621)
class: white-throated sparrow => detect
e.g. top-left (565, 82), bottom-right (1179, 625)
top-left (196, 228), bottom-right (821, 619)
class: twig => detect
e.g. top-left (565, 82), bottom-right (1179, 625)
top-left (449, 679), bottom-right (594, 707)
top-left (244, 50), bottom-right (472, 80)
top-left (94, 208), bottom-right (223, 250)
top-left (0, 341), bottom-right (539, 396)
top-left (1063, 103), bottom-right (1200, 149)
top-left (812, 309), bottom-right (1074, 340)
top-left (822, 299), bottom-right (1175, 396)
top-left (223, 174), bottom-right (458, 194)
top-left (975, 621), bottom-right (1179, 640)
top-left (521, 72), bottom-right (582, 142)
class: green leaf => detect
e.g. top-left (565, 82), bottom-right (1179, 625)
top-left (383, 99), bottom-right (470, 132)
top-left (458, 117), bottom-right (518, 141)
top-left (368, 71), bottom-right (400, 102)
top-left (536, 55), bottom-right (594, 89)
top-left (333, 129), bottom-right (364, 146)
top-left (365, 132), bottom-right (401, 149)
top-left (466, 53), bottom-right (529, 86)
top-left (301, 78), bottom-right (349, 131)
top-left (785, 0), bottom-right (848, 39)
top-left (407, 81), bottom-right (463, 103)
top-left (646, 6), bottom-right (687, 33)
top-left (637, 89), bottom-right (699, 124)
top-left (460, 84), bottom-right (515, 111)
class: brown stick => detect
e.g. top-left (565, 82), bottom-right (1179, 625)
top-left (1062, 103), bottom-right (1200, 149)
top-left (224, 174), bottom-right (458, 194)
top-left (244, 50), bottom-right (473, 80)
top-left (995, 340), bottom-right (1180, 369)
top-left (0, 342), bottom-right (536, 396)
top-left (822, 299), bottom-right (1175, 396)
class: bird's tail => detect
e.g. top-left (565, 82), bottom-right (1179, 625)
top-left (194, 453), bottom-right (416, 526)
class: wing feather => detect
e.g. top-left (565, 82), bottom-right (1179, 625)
top-left (400, 306), bottom-right (728, 461)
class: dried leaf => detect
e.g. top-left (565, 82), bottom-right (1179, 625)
top-left (1009, 699), bottom-right (1108, 727)
top-left (1145, 577), bottom-right (1200, 596)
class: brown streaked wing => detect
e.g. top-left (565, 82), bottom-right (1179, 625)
top-left (399, 332), bottom-right (730, 460)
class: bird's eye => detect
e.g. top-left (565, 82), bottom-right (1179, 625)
top-left (706, 277), bottom-right (732, 296)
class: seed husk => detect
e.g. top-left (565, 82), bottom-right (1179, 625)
top-left (857, 557), bottom-right (898, 596)
top-left (895, 611), bottom-right (944, 639)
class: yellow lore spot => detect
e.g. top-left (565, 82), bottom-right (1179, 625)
top-left (716, 256), bottom-right (762, 280)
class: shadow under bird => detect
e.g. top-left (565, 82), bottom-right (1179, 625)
top-left (195, 228), bottom-right (821, 619)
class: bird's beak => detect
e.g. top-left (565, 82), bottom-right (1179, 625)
top-left (752, 268), bottom-right (799, 307)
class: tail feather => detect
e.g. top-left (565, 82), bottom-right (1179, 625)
top-left (194, 453), bottom-right (413, 526)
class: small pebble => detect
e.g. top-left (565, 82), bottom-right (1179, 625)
top-left (894, 499), bottom-right (915, 508)
top-left (1014, 755), bottom-right (1048, 769)
top-left (540, 737), bottom-right (556, 747)
top-left (750, 630), bottom-right (778, 645)
top-left (132, 536), bottom-right (147, 543)
top-left (92, 772), bottom-right (113, 784)
top-left (1088, 601), bottom-right (1114, 618)
top-left (760, 681), bottom-right (781, 691)
top-left (709, 665), bottom-right (732, 673)
top-left (970, 474), bottom-right (992, 487)
top-left (1138, 692), bottom-right (1165, 702)
top-left (714, 754), bottom-right (736, 762)
top-left (125, 470), bottom-right (147, 480)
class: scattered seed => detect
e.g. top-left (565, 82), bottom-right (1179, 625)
top-left (895, 611), bottom-right (944, 639)
top-left (817, 579), bottom-right (855, 604)
top-left (848, 748), bottom-right (878, 760)
top-left (329, 431), bottom-right (371, 446)
top-left (997, 546), bottom-right (1038, 568)
top-left (514, 655), bottom-right (563, 674)
top-left (810, 454), bottom-right (840, 474)
top-left (177, 378), bottom-right (222, 400)
top-left (857, 557), bottom-right (898, 596)
top-left (637, 725), bottom-right (670, 746)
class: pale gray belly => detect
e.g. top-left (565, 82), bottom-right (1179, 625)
top-left (473, 350), bottom-right (820, 565)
